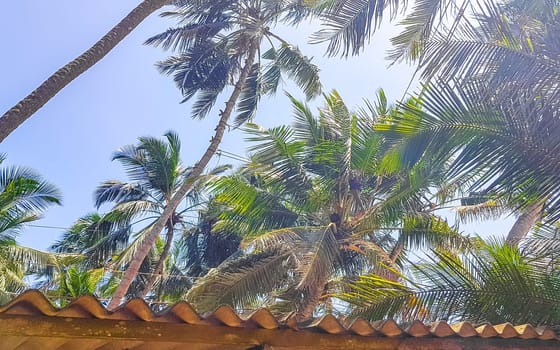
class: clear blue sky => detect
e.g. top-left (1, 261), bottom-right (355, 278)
top-left (0, 1), bottom-right (513, 251)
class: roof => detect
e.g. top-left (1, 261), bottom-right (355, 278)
top-left (0, 290), bottom-right (558, 350)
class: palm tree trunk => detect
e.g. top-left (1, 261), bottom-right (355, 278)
top-left (107, 43), bottom-right (258, 311)
top-left (374, 240), bottom-right (403, 283)
top-left (296, 274), bottom-right (329, 322)
top-left (389, 240), bottom-right (404, 263)
top-left (137, 219), bottom-right (175, 299)
top-left (506, 199), bottom-right (545, 246)
top-left (0, 0), bottom-right (170, 143)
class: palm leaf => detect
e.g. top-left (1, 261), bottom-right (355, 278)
top-left (235, 63), bottom-right (261, 126)
top-left (145, 21), bottom-right (232, 52)
top-left (156, 39), bottom-right (234, 114)
top-left (296, 225), bottom-right (340, 290)
top-left (186, 248), bottom-right (293, 312)
top-left (387, 0), bottom-right (459, 64)
top-left (312, 0), bottom-right (403, 56)
top-left (270, 44), bottom-right (322, 100)
top-left (344, 241), bottom-right (560, 324)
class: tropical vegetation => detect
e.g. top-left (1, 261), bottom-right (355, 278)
top-left (50, 131), bottom-right (232, 303)
top-left (342, 230), bottom-right (560, 325)
top-left (0, 154), bottom-right (63, 303)
top-left (2, 0), bottom-right (560, 331)
top-left (107, 0), bottom-right (322, 309)
top-left (185, 91), bottom-right (468, 321)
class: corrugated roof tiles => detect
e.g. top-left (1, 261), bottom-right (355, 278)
top-left (0, 290), bottom-right (558, 350)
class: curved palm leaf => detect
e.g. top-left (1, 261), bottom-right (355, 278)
top-left (186, 248), bottom-right (293, 312)
top-left (312, 0), bottom-right (403, 56)
top-left (343, 240), bottom-right (560, 325)
top-left (376, 80), bottom-right (560, 220)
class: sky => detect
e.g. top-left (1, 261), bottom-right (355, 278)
top-left (1, 1), bottom-right (513, 251)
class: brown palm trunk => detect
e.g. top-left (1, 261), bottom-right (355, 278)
top-left (296, 274), bottom-right (330, 322)
top-left (506, 199), bottom-right (545, 247)
top-left (0, 0), bottom-right (170, 143)
top-left (137, 219), bottom-right (175, 299)
top-left (389, 240), bottom-right (404, 263)
top-left (107, 43), bottom-right (258, 311)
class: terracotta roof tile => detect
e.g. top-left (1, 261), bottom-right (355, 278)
top-left (406, 320), bottom-right (431, 337)
top-left (310, 314), bottom-right (347, 334)
top-left (347, 318), bottom-right (377, 336)
top-left (431, 320), bottom-right (457, 337)
top-left (494, 323), bottom-right (520, 338)
top-left (246, 308), bottom-right (279, 329)
top-left (372, 319), bottom-right (403, 337)
top-left (450, 321), bottom-right (478, 337)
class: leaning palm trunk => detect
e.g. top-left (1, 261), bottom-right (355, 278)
top-left (137, 219), bottom-right (175, 299)
top-left (107, 44), bottom-right (258, 310)
top-left (0, 0), bottom-right (170, 143)
top-left (506, 200), bottom-right (545, 247)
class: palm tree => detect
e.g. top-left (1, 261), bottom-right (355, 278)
top-left (374, 0), bottom-right (560, 244)
top-left (185, 91), bottom-right (467, 321)
top-left (0, 0), bottom-right (173, 143)
top-left (107, 0), bottom-right (322, 309)
top-left (342, 233), bottom-right (560, 326)
top-left (52, 131), bottom-right (226, 302)
top-left (0, 154), bottom-right (63, 303)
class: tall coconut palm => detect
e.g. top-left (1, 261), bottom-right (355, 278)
top-left (186, 91), bottom-right (467, 320)
top-left (0, 154), bottom-right (62, 302)
top-left (107, 0), bottom-right (322, 309)
top-left (0, 0), bottom-right (173, 143)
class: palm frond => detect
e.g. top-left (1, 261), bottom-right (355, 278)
top-left (375, 80), bottom-right (560, 220)
top-left (454, 199), bottom-right (510, 223)
top-left (387, 0), bottom-right (457, 64)
top-left (244, 123), bottom-right (314, 207)
top-left (296, 225), bottom-right (340, 290)
top-left (212, 175), bottom-right (299, 236)
top-left (235, 63), bottom-right (261, 126)
top-left (269, 44), bottom-right (322, 100)
top-left (399, 214), bottom-right (470, 252)
top-left (145, 21), bottom-right (232, 52)
top-left (191, 89), bottom-right (222, 120)
top-left (156, 39), bottom-right (234, 114)
top-left (344, 241), bottom-right (560, 325)
top-left (312, 0), bottom-right (403, 56)
top-left (418, 0), bottom-right (560, 94)
top-left (260, 48), bottom-right (282, 96)
top-left (186, 248), bottom-right (293, 312)
top-left (0, 166), bottom-right (61, 212)
top-left (94, 181), bottom-right (148, 209)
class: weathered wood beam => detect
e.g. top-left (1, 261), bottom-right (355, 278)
top-left (0, 314), bottom-right (557, 350)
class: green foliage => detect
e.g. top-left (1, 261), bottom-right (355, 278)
top-left (312, 0), bottom-right (403, 56)
top-left (148, 0), bottom-right (322, 121)
top-left (57, 267), bottom-right (104, 304)
top-left (343, 238), bottom-right (560, 325)
top-left (51, 132), bottom-right (228, 302)
top-left (0, 155), bottom-right (63, 303)
top-left (187, 92), bottom-right (467, 318)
